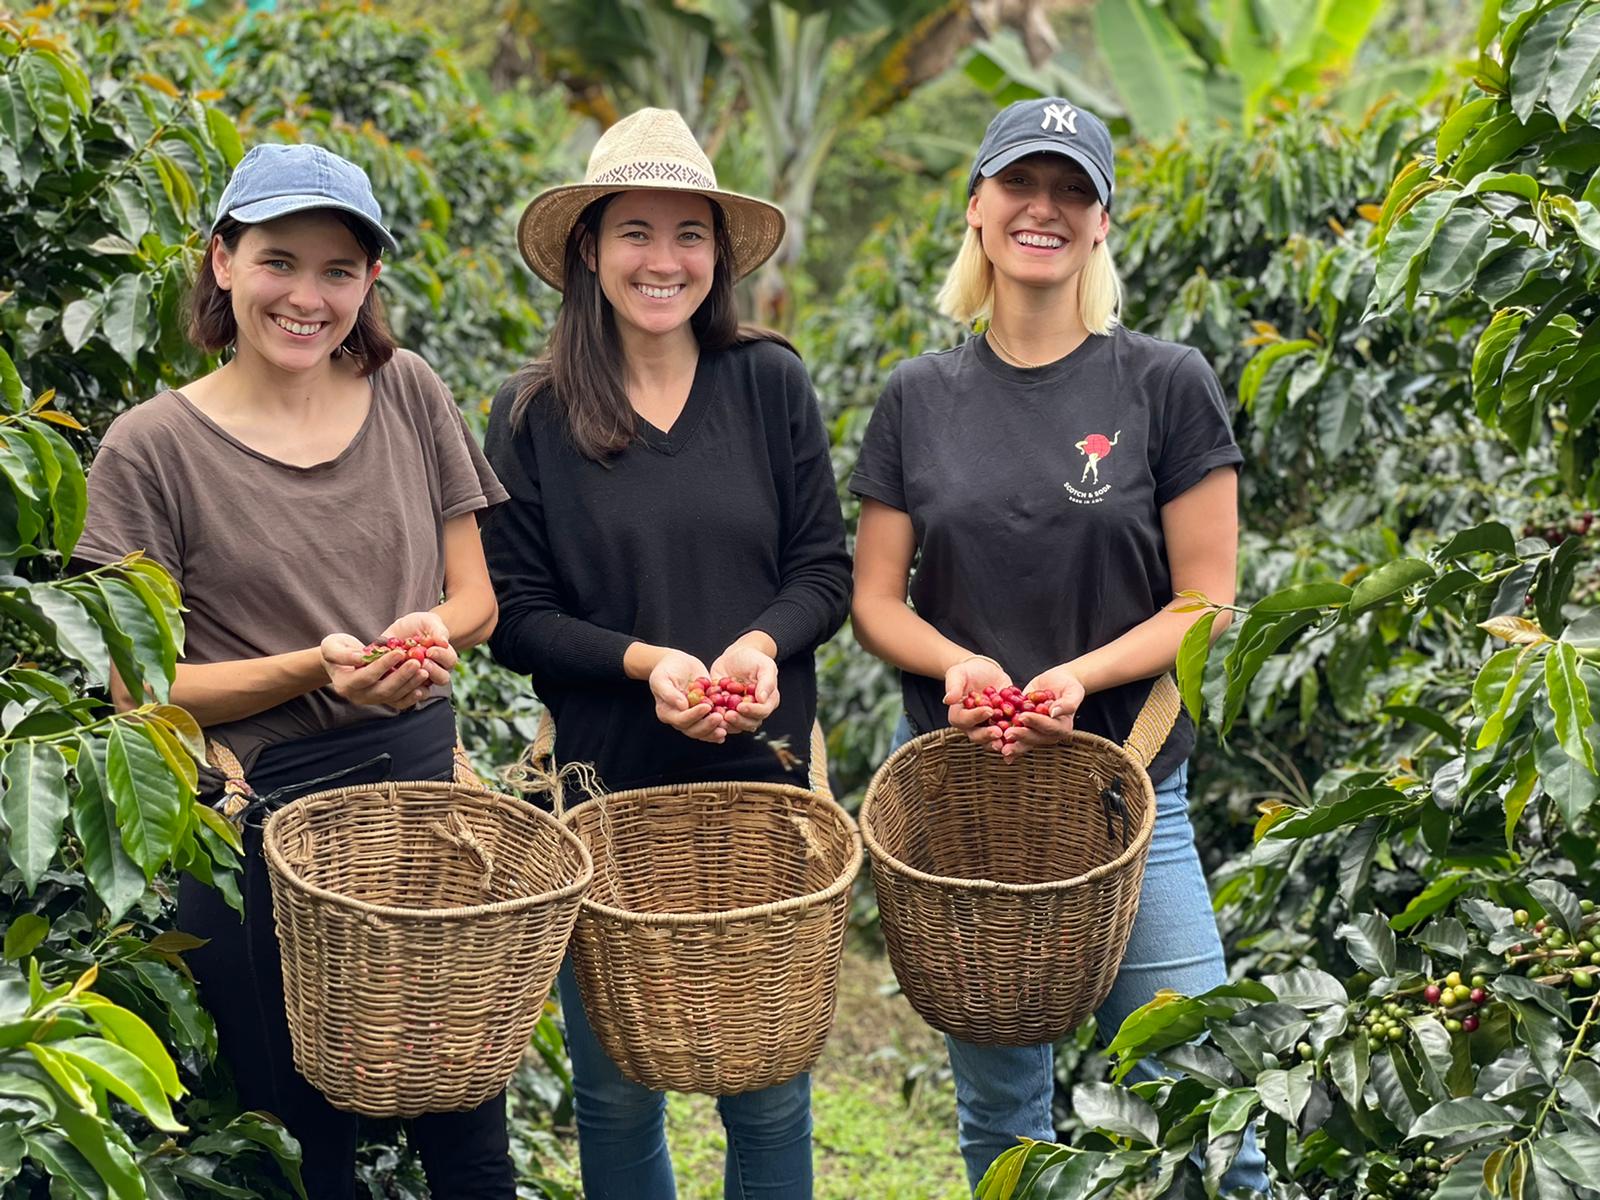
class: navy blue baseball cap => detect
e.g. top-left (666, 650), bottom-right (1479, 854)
top-left (968, 97), bottom-right (1115, 208)
top-left (211, 143), bottom-right (399, 253)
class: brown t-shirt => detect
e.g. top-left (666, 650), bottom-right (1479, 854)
top-left (76, 350), bottom-right (507, 770)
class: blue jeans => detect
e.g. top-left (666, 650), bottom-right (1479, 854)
top-left (889, 718), bottom-right (1268, 1196)
top-left (555, 956), bottom-right (813, 1199)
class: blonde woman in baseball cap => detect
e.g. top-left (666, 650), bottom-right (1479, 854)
top-left (481, 108), bottom-right (850, 1198)
top-left (849, 98), bottom-right (1267, 1194)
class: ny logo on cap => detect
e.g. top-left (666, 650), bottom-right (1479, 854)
top-left (1041, 103), bottom-right (1078, 134)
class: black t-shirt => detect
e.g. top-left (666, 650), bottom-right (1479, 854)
top-left (482, 339), bottom-right (852, 795)
top-left (848, 328), bottom-right (1241, 785)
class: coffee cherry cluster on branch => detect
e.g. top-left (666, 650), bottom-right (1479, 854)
top-left (686, 676), bottom-right (750, 715)
top-left (1360, 970), bottom-right (1493, 1047)
top-left (962, 685), bottom-right (1057, 738)
top-left (1507, 901), bottom-right (1599, 991)
top-left (1367, 1145), bottom-right (1443, 1200)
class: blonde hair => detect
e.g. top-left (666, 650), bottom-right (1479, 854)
top-left (936, 225), bottom-right (1122, 334)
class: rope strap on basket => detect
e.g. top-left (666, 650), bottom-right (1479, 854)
top-left (1121, 674), bottom-right (1181, 769)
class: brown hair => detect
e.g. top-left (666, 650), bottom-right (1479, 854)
top-left (511, 194), bottom-right (795, 460)
top-left (188, 213), bottom-right (396, 375)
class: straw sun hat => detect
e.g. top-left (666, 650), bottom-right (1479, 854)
top-left (517, 107), bottom-right (787, 291)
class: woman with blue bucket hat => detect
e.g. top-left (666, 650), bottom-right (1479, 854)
top-left (75, 142), bottom-right (513, 1197)
top-left (849, 98), bottom-right (1269, 1195)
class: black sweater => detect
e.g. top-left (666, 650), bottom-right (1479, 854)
top-left (481, 339), bottom-right (852, 794)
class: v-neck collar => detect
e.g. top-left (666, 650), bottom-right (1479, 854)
top-left (634, 349), bottom-right (717, 456)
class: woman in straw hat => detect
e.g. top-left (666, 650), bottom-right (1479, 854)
top-left (481, 108), bottom-right (850, 1198)
top-left (849, 98), bottom-right (1268, 1193)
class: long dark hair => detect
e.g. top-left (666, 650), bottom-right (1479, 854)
top-left (511, 194), bottom-right (794, 460)
top-left (188, 213), bottom-right (396, 376)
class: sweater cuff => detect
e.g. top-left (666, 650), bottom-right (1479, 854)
top-left (741, 599), bottom-right (817, 662)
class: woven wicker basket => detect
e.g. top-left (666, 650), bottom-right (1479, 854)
top-left (859, 675), bottom-right (1181, 1046)
top-left (557, 723), bottom-right (862, 1094)
top-left (262, 781), bottom-right (593, 1116)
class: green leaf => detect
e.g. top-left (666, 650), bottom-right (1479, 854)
top-left (1373, 190), bottom-right (1459, 311)
top-left (2, 914), bottom-right (48, 961)
top-left (1437, 96), bottom-right (1498, 160)
top-left (0, 76), bottom-right (36, 160)
top-left (1329, 1035), bottom-right (1369, 1107)
top-left (95, 577), bottom-right (173, 704)
top-left (34, 422), bottom-right (86, 560)
top-left (1255, 1064), bottom-right (1314, 1125)
top-left (1092, 0), bottom-right (1207, 139)
top-left (1535, 716), bottom-right (1599, 824)
top-left (0, 346), bottom-right (23, 414)
top-left (40, 1096), bottom-right (144, 1200)
top-left (1350, 558), bottom-right (1434, 614)
top-left (76, 994), bottom-right (182, 1101)
top-left (61, 297), bottom-right (103, 354)
top-left (0, 743), bottom-right (69, 894)
top-left (1543, 641), bottom-right (1596, 772)
top-left (1510, 1), bottom-right (1580, 121)
top-left (1260, 968), bottom-right (1347, 1008)
top-left (1337, 912), bottom-right (1396, 974)
top-left (1177, 610), bottom-right (1221, 725)
top-left (18, 54), bottom-right (71, 151)
top-left (1392, 870), bottom-right (1471, 930)
top-left (1221, 609), bottom-right (1322, 732)
top-left (1545, 6), bottom-right (1600, 125)
top-left (1434, 520), bottom-right (1518, 560)
top-left (1419, 206), bottom-right (1494, 297)
top-left (71, 735), bottom-right (147, 923)
top-left (205, 106), bottom-right (245, 167)
top-left (1477, 646), bottom-right (1539, 750)
top-left (1407, 1095), bottom-right (1519, 1139)
top-left (27, 587), bottom-right (110, 686)
top-left (21, 1131), bottom-right (112, 1200)
top-left (1535, 1132), bottom-right (1600, 1188)
top-left (101, 274), bottom-right (151, 370)
top-left (1072, 1081), bottom-right (1159, 1145)
top-left (100, 179), bottom-right (151, 246)
top-left (49, 1038), bottom-right (183, 1132)
top-left (1528, 878), bottom-right (1584, 935)
top-left (106, 722), bottom-right (185, 877)
top-left (1253, 583), bottom-right (1352, 613)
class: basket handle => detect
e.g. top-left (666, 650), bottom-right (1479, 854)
top-left (1121, 674), bottom-right (1182, 770)
top-left (430, 809), bottom-right (495, 891)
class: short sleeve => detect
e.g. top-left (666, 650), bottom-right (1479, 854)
top-left (76, 438), bottom-right (184, 584)
top-left (1153, 349), bottom-right (1243, 507)
top-left (847, 369), bottom-right (908, 511)
top-left (418, 361), bottom-right (509, 519)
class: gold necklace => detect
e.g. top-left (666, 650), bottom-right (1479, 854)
top-left (986, 326), bottom-right (1043, 369)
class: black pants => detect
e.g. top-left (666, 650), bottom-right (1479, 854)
top-left (178, 703), bottom-right (516, 1199)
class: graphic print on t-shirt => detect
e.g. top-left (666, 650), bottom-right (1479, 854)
top-left (1065, 429), bottom-right (1119, 503)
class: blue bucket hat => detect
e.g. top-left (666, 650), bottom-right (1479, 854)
top-left (969, 97), bottom-right (1116, 209)
top-left (212, 143), bottom-right (399, 254)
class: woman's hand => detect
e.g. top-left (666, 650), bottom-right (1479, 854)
top-left (943, 654), bottom-right (1013, 752)
top-left (1000, 665), bottom-right (1088, 760)
top-left (319, 634), bottom-right (432, 710)
top-left (379, 610), bottom-right (456, 686)
top-left (706, 642), bottom-right (780, 734)
top-left (648, 649), bottom-right (728, 743)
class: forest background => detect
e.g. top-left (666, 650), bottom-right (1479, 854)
top-left (3, 1), bottom-right (1600, 1198)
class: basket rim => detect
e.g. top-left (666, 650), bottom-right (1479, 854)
top-left (858, 726), bottom-right (1156, 895)
top-left (262, 780), bottom-right (595, 920)
top-left (560, 780), bottom-right (864, 926)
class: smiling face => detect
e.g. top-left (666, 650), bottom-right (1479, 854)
top-left (967, 153), bottom-right (1109, 293)
top-left (586, 190), bottom-right (717, 342)
top-left (211, 211), bottom-right (377, 373)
